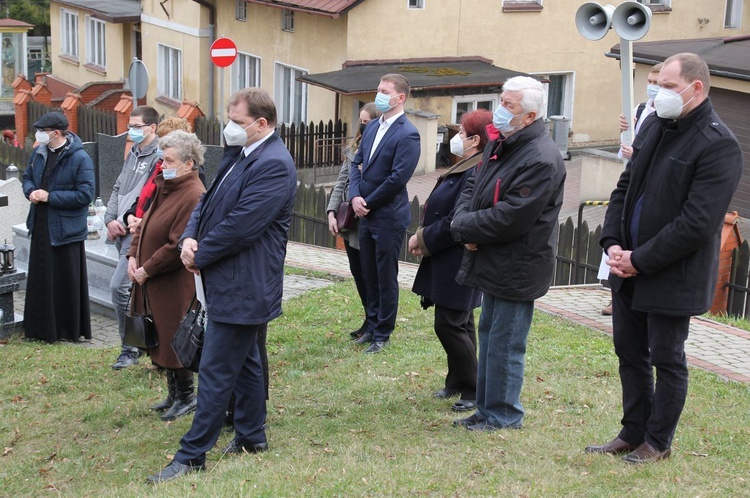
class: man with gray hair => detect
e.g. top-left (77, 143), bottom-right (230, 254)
top-left (450, 76), bottom-right (566, 431)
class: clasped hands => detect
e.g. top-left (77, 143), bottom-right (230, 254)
top-left (28, 189), bottom-right (49, 204)
top-left (127, 256), bottom-right (149, 285)
top-left (606, 245), bottom-right (638, 278)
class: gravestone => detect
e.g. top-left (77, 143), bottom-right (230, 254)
top-left (203, 144), bottom-right (223, 186)
top-left (95, 133), bottom-right (127, 204)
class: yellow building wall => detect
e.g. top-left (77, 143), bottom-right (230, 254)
top-left (139, 0), bottom-right (210, 116)
top-left (216, 4), bottom-right (347, 123)
top-left (50, 3), bottom-right (130, 85)
top-left (344, 0), bottom-right (749, 142)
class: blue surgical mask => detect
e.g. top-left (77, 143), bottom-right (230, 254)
top-left (162, 168), bottom-right (178, 180)
top-left (374, 92), bottom-right (395, 113)
top-left (492, 105), bottom-right (524, 134)
top-left (647, 84), bottom-right (660, 101)
top-left (128, 127), bottom-right (145, 144)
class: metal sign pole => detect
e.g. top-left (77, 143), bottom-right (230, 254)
top-left (619, 38), bottom-right (635, 166)
top-left (132, 57), bottom-right (138, 107)
top-left (220, 67), bottom-right (225, 146)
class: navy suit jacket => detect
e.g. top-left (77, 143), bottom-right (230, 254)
top-left (181, 131), bottom-right (297, 325)
top-left (349, 113), bottom-right (420, 230)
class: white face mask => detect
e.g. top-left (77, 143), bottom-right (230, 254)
top-left (35, 130), bottom-right (52, 145)
top-left (450, 134), bottom-right (467, 157)
top-left (223, 119), bottom-right (256, 147)
top-left (654, 84), bottom-right (695, 120)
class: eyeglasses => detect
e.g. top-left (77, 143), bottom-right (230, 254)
top-left (127, 124), bottom-right (149, 130)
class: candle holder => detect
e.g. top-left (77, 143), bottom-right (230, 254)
top-left (0, 239), bottom-right (15, 274)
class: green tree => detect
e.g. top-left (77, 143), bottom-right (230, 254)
top-left (1, 0), bottom-right (50, 35)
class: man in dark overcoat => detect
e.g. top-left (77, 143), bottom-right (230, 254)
top-left (586, 53), bottom-right (743, 463)
top-left (146, 88), bottom-right (297, 483)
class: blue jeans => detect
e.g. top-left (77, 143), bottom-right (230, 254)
top-left (109, 233), bottom-right (137, 355)
top-left (476, 294), bottom-right (534, 428)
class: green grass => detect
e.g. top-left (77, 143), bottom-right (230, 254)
top-left (1, 280), bottom-right (750, 496)
top-left (703, 311), bottom-right (750, 332)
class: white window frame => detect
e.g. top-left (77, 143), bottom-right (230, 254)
top-left (236, 0), bottom-right (247, 22)
top-left (530, 71), bottom-right (575, 124)
top-left (503, 0), bottom-right (542, 5)
top-left (157, 44), bottom-right (182, 102)
top-left (451, 94), bottom-right (498, 124)
top-left (637, 0), bottom-right (671, 6)
top-left (274, 62), bottom-right (308, 125)
top-left (60, 8), bottom-right (79, 59)
top-left (408, 0), bottom-right (425, 9)
top-left (85, 16), bottom-right (106, 68)
top-left (725, 0), bottom-right (743, 28)
top-left (282, 9), bottom-right (294, 32)
top-left (231, 52), bottom-right (261, 93)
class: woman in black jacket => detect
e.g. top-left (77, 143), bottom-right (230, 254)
top-left (409, 109), bottom-right (491, 412)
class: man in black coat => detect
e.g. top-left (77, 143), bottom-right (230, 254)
top-left (586, 53), bottom-right (743, 463)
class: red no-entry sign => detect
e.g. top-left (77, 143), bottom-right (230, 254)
top-left (210, 37), bottom-right (238, 68)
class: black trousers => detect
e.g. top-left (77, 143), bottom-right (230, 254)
top-left (175, 320), bottom-right (267, 465)
top-left (612, 280), bottom-right (690, 451)
top-left (435, 305), bottom-right (477, 399)
top-left (344, 239), bottom-right (368, 314)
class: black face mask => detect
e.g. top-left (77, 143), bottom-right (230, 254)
top-left (359, 122), bottom-right (367, 135)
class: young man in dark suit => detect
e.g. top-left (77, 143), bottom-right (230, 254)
top-left (349, 73), bottom-right (421, 354)
top-left (587, 53), bottom-right (743, 464)
top-left (146, 88), bottom-right (297, 483)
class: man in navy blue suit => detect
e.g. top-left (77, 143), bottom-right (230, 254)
top-left (349, 73), bottom-right (421, 354)
top-left (146, 88), bottom-right (297, 483)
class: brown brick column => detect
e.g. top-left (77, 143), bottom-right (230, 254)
top-left (61, 93), bottom-right (84, 136)
top-left (176, 100), bottom-right (204, 134)
top-left (710, 212), bottom-right (742, 315)
top-left (12, 90), bottom-right (32, 145)
top-left (30, 83), bottom-right (52, 106)
top-left (114, 94), bottom-right (135, 158)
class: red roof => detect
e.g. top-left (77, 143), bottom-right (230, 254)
top-left (244, 0), bottom-right (364, 18)
top-left (0, 19), bottom-right (34, 29)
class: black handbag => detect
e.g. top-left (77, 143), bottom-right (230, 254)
top-left (171, 294), bottom-right (206, 372)
top-left (123, 285), bottom-right (159, 349)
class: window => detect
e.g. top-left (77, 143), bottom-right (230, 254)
top-left (236, 0), bottom-right (247, 22)
top-left (725, 0), bottom-right (743, 28)
top-left (85, 16), bottom-right (106, 68)
top-left (531, 72), bottom-right (574, 122)
top-left (452, 95), bottom-right (497, 124)
top-left (60, 9), bottom-right (79, 59)
top-left (231, 52), bottom-right (260, 93)
top-left (636, 0), bottom-right (671, 7)
top-left (157, 44), bottom-right (182, 101)
top-left (282, 9), bottom-right (294, 32)
top-left (502, 0), bottom-right (542, 10)
top-left (275, 63), bottom-right (307, 124)
top-left (408, 0), bottom-right (425, 8)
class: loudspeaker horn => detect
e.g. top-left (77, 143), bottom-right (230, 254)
top-left (575, 2), bottom-right (616, 41)
top-left (612, 1), bottom-right (652, 41)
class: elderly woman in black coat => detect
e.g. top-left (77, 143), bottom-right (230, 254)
top-left (408, 109), bottom-right (492, 412)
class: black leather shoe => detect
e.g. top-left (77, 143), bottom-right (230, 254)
top-left (452, 399), bottom-right (476, 412)
top-left (349, 322), bottom-right (368, 340)
top-left (623, 442), bottom-right (671, 464)
top-left (453, 413), bottom-right (485, 428)
top-left (434, 388), bottom-right (460, 399)
top-left (355, 332), bottom-right (373, 344)
top-left (146, 460), bottom-right (205, 484)
top-left (364, 341), bottom-right (387, 354)
top-left (222, 439), bottom-right (269, 456)
top-left (585, 437), bottom-right (640, 455)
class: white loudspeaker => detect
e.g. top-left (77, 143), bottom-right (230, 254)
top-left (575, 2), bottom-right (616, 41)
top-left (612, 1), bottom-right (652, 41)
